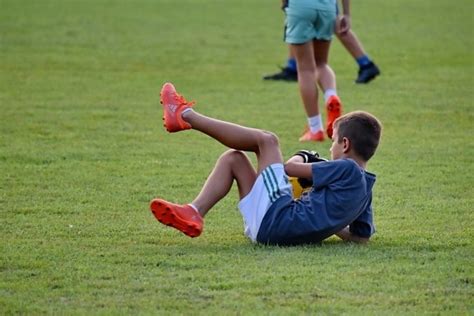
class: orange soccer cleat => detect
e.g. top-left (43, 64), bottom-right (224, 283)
top-left (325, 95), bottom-right (342, 139)
top-left (299, 128), bottom-right (325, 142)
top-left (150, 199), bottom-right (203, 238)
top-left (160, 82), bottom-right (195, 132)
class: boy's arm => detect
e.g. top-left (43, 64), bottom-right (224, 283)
top-left (284, 156), bottom-right (313, 179)
top-left (335, 226), bottom-right (369, 244)
top-left (341, 0), bottom-right (350, 15)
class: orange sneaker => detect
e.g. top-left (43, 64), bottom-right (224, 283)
top-left (299, 128), bottom-right (325, 142)
top-left (325, 95), bottom-right (342, 139)
top-left (150, 199), bottom-right (203, 238)
top-left (160, 82), bottom-right (195, 133)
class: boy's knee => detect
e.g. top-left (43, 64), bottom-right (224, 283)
top-left (258, 131), bottom-right (280, 148)
top-left (219, 149), bottom-right (247, 165)
top-left (316, 63), bottom-right (329, 71)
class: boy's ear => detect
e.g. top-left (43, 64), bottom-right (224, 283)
top-left (342, 137), bottom-right (350, 153)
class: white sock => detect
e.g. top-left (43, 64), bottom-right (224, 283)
top-left (188, 203), bottom-right (200, 214)
top-left (181, 108), bottom-right (193, 116)
top-left (324, 89), bottom-right (337, 102)
top-left (307, 114), bottom-right (323, 133)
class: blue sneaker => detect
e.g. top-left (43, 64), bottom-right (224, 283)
top-left (355, 62), bottom-right (380, 84)
top-left (263, 66), bottom-right (298, 82)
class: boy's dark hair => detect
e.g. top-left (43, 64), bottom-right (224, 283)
top-left (333, 111), bottom-right (382, 161)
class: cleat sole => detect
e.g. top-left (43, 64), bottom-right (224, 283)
top-left (150, 200), bottom-right (201, 238)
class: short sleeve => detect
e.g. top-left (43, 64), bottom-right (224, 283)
top-left (311, 159), bottom-right (359, 189)
top-left (349, 196), bottom-right (375, 238)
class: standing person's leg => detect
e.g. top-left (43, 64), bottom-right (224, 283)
top-left (313, 40), bottom-right (336, 92)
top-left (291, 42), bottom-right (318, 118)
top-left (313, 40), bottom-right (342, 139)
top-left (263, 1), bottom-right (298, 82)
top-left (334, 1), bottom-right (379, 83)
top-left (336, 29), bottom-right (380, 84)
top-left (337, 29), bottom-right (365, 60)
top-left (284, 2), bottom-right (325, 142)
top-left (263, 46), bottom-right (298, 82)
top-left (291, 42), bottom-right (325, 142)
top-left (306, 6), bottom-right (343, 140)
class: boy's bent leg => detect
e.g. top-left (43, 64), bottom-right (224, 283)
top-left (150, 151), bottom-right (257, 237)
top-left (192, 150), bottom-right (257, 216)
top-left (150, 150), bottom-right (254, 237)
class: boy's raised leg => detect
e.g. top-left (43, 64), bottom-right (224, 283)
top-left (183, 111), bottom-right (283, 173)
top-left (160, 82), bottom-right (283, 173)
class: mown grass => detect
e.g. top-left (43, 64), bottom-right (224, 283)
top-left (1, 0), bottom-right (473, 314)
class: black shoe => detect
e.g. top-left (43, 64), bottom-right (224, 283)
top-left (263, 66), bottom-right (298, 82)
top-left (355, 62), bottom-right (380, 84)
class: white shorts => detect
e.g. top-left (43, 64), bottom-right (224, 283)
top-left (238, 164), bottom-right (293, 242)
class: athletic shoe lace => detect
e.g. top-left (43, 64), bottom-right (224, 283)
top-left (174, 93), bottom-right (195, 107)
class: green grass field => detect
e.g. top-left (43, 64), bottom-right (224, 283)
top-left (1, 0), bottom-right (473, 314)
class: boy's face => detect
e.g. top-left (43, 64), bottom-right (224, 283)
top-left (330, 127), bottom-right (344, 160)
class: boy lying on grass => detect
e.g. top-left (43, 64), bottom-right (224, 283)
top-left (150, 83), bottom-right (382, 245)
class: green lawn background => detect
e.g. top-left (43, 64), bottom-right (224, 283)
top-left (1, 0), bottom-right (473, 314)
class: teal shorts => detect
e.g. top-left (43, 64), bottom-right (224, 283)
top-left (284, 1), bottom-right (337, 43)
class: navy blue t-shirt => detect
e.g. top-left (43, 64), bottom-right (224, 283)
top-left (256, 159), bottom-right (376, 245)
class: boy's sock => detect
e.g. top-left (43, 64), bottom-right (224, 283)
top-left (324, 89), bottom-right (337, 103)
top-left (181, 107), bottom-right (192, 114)
top-left (188, 203), bottom-right (200, 214)
top-left (286, 58), bottom-right (297, 72)
top-left (307, 114), bottom-right (323, 133)
top-left (181, 107), bottom-right (193, 117)
top-left (356, 55), bottom-right (372, 67)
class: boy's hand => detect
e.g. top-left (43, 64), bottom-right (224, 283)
top-left (336, 14), bottom-right (351, 35)
top-left (336, 227), bottom-right (370, 244)
top-left (297, 176), bottom-right (313, 189)
top-left (292, 150), bottom-right (327, 188)
top-left (293, 150), bottom-right (327, 164)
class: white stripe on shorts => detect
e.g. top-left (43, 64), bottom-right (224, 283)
top-left (238, 164), bottom-right (292, 242)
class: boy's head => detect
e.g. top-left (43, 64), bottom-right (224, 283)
top-left (330, 111), bottom-right (382, 162)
